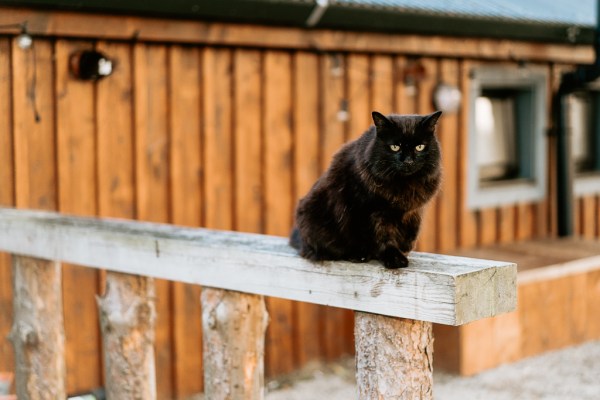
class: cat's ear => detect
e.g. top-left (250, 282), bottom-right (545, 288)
top-left (421, 111), bottom-right (442, 133)
top-left (372, 111), bottom-right (393, 132)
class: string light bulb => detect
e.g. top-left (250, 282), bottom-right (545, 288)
top-left (16, 30), bottom-right (32, 50)
top-left (433, 83), bottom-right (462, 114)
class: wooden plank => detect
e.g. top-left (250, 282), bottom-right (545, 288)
top-left (580, 196), bottom-right (596, 239)
top-left (586, 269), bottom-right (600, 340)
top-left (54, 39), bottom-right (102, 394)
top-left (12, 38), bottom-right (56, 210)
top-left (437, 59), bottom-right (460, 252)
top-left (498, 206), bottom-right (516, 244)
top-left (0, 207), bottom-right (518, 326)
top-left (491, 311), bottom-right (521, 366)
top-left (133, 43), bottom-right (172, 398)
top-left (0, 38), bottom-right (13, 207)
top-left (431, 324), bottom-right (460, 372)
top-left (416, 58), bottom-right (437, 252)
top-left (596, 196), bottom-right (600, 238)
top-left (457, 60), bottom-right (478, 248)
top-left (370, 55), bottom-right (393, 114)
top-left (459, 318), bottom-right (495, 375)
top-left (233, 49), bottom-right (263, 233)
top-left (202, 47), bottom-right (233, 230)
top-left (319, 52), bottom-right (351, 361)
top-left (96, 41), bottom-right (135, 219)
top-left (263, 50), bottom-right (296, 375)
top-left (459, 310), bottom-right (522, 375)
top-left (355, 314), bottom-right (433, 399)
top-left (293, 51), bottom-right (324, 365)
top-left (566, 272), bottom-right (588, 343)
top-left (346, 53), bottom-right (370, 141)
top-left (0, 37), bottom-right (14, 376)
top-left (168, 45), bottom-right (204, 398)
top-left (516, 203), bottom-right (535, 240)
top-left (478, 208), bottom-right (497, 246)
top-left (518, 282), bottom-right (544, 358)
top-left (0, 7), bottom-right (593, 64)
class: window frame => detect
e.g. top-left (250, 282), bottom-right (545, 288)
top-left (567, 89), bottom-right (600, 197)
top-left (467, 66), bottom-right (548, 210)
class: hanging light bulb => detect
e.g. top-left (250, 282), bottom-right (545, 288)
top-left (16, 30), bottom-right (32, 50)
top-left (433, 83), bottom-right (462, 114)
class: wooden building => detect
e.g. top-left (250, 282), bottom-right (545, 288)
top-left (0, 0), bottom-right (599, 398)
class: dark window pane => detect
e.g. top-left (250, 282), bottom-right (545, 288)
top-left (568, 92), bottom-right (597, 174)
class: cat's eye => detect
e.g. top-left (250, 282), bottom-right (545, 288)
top-left (415, 144), bottom-right (426, 152)
top-left (389, 144), bottom-right (400, 152)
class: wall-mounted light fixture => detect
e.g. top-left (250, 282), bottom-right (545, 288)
top-left (16, 29), bottom-right (32, 50)
top-left (69, 50), bottom-right (114, 81)
top-left (433, 83), bottom-right (462, 114)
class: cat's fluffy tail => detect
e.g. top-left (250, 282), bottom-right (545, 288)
top-left (289, 226), bottom-right (302, 250)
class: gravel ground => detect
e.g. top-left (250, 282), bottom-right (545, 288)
top-left (265, 340), bottom-right (600, 400)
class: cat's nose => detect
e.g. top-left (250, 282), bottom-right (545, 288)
top-left (403, 156), bottom-right (414, 164)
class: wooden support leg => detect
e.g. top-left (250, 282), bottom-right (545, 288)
top-left (355, 312), bottom-right (433, 400)
top-left (201, 288), bottom-right (269, 400)
top-left (9, 256), bottom-right (66, 400)
top-left (97, 272), bottom-right (157, 400)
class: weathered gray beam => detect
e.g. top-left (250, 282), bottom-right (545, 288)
top-left (0, 208), bottom-right (517, 325)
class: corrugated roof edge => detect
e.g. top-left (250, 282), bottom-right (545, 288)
top-left (0, 0), bottom-right (594, 45)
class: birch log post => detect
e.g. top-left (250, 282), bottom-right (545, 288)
top-left (97, 272), bottom-right (157, 400)
top-left (355, 312), bottom-right (434, 400)
top-left (9, 256), bottom-right (66, 400)
top-left (202, 288), bottom-right (269, 400)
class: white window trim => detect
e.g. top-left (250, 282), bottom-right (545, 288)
top-left (467, 66), bottom-right (548, 210)
top-left (575, 174), bottom-right (600, 196)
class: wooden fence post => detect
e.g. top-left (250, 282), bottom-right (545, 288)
top-left (201, 288), bottom-right (269, 400)
top-left (355, 312), bottom-right (433, 400)
top-left (97, 272), bottom-right (157, 399)
top-left (9, 256), bottom-right (66, 400)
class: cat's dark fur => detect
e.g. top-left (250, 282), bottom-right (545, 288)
top-left (290, 111), bottom-right (442, 269)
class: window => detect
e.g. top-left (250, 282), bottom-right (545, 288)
top-left (567, 91), bottom-right (600, 195)
top-left (468, 67), bottom-right (547, 209)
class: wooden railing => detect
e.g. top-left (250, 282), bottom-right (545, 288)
top-left (0, 207), bottom-right (517, 399)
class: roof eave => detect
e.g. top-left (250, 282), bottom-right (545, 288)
top-left (0, 0), bottom-right (594, 45)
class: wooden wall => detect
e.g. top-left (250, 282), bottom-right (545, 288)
top-left (0, 9), bottom-right (599, 399)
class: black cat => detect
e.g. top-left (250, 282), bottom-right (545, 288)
top-left (290, 111), bottom-right (442, 269)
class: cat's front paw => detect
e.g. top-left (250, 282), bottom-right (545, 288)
top-left (380, 248), bottom-right (409, 269)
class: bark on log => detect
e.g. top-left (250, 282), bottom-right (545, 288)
top-left (97, 272), bottom-right (157, 400)
top-left (201, 288), bottom-right (269, 400)
top-left (9, 256), bottom-right (66, 400)
top-left (355, 312), bottom-right (434, 400)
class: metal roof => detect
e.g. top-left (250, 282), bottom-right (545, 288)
top-left (334, 0), bottom-right (596, 27)
top-left (0, 0), bottom-right (596, 43)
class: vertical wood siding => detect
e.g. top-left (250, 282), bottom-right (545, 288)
top-left (0, 34), bottom-right (599, 398)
